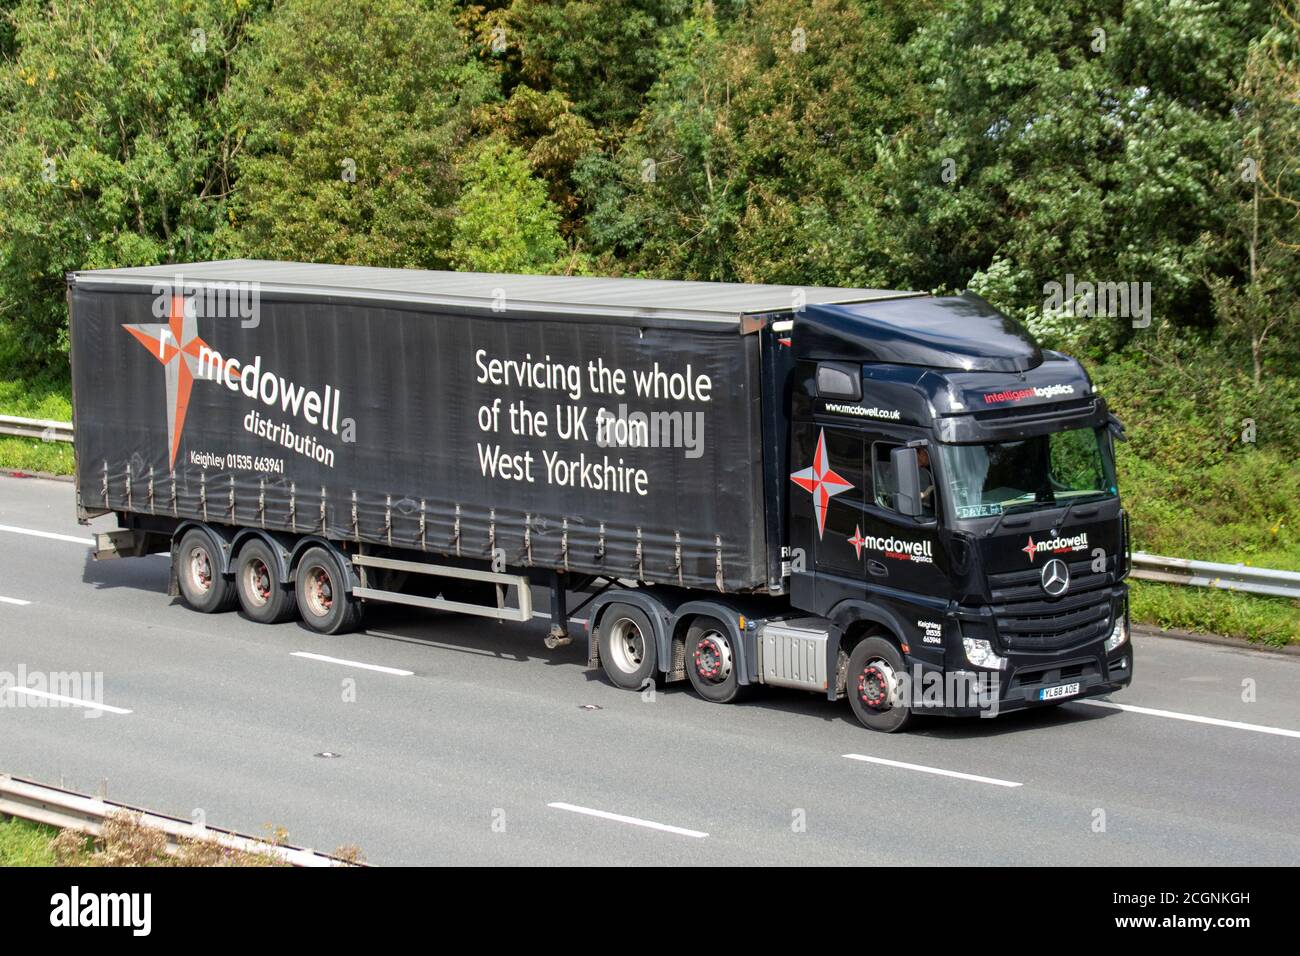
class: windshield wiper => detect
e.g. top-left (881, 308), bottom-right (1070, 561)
top-left (983, 495), bottom-right (1042, 537)
top-left (1054, 490), bottom-right (1112, 529)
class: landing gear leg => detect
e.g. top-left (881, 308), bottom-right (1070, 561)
top-left (544, 573), bottom-right (573, 649)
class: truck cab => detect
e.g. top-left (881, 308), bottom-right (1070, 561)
top-left (779, 292), bottom-right (1133, 730)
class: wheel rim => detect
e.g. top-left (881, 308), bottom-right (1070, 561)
top-left (304, 564), bottom-right (334, 618)
top-left (188, 546), bottom-right (213, 594)
top-left (858, 657), bottom-right (900, 712)
top-left (693, 630), bottom-right (732, 684)
top-left (607, 617), bottom-right (645, 674)
top-left (242, 557), bottom-right (273, 608)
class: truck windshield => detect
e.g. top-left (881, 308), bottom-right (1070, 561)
top-left (938, 427), bottom-right (1116, 519)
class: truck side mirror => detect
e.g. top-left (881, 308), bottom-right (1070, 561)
top-left (890, 446), bottom-right (923, 518)
top-left (1107, 412), bottom-right (1127, 442)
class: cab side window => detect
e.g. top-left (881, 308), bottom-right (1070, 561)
top-left (872, 442), bottom-right (900, 511)
top-left (872, 441), bottom-right (935, 517)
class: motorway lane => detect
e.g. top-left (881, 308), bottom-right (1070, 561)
top-left (1, 474), bottom-right (1298, 865)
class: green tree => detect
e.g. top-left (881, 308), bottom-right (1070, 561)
top-left (450, 139), bottom-right (567, 273)
top-left (485, 84), bottom-right (599, 229)
top-left (1203, 2), bottom-right (1300, 385)
top-left (580, 0), bottom-right (924, 284)
top-left (498, 0), bottom-right (690, 131)
top-left (218, 0), bottom-right (493, 268)
top-left (0, 0), bottom-right (260, 365)
top-left (875, 0), bottom-right (1271, 352)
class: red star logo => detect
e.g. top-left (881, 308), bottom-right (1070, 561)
top-left (122, 294), bottom-right (212, 470)
top-left (791, 428), bottom-right (854, 539)
top-left (848, 525), bottom-right (867, 559)
top-left (1022, 536), bottom-right (1038, 561)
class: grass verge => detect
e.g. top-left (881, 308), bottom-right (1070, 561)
top-left (0, 815), bottom-right (60, 866)
top-left (0, 338), bottom-right (75, 475)
top-left (0, 436), bottom-right (75, 475)
top-left (1130, 580), bottom-right (1300, 648)
top-left (0, 810), bottom-right (362, 866)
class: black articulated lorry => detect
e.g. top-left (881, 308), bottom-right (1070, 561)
top-left (68, 260), bottom-right (1133, 731)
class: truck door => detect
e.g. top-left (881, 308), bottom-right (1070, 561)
top-left (856, 438), bottom-right (949, 595)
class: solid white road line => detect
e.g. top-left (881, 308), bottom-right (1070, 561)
top-left (290, 651), bottom-right (414, 677)
top-left (548, 802), bottom-right (709, 839)
top-left (0, 523), bottom-right (94, 546)
top-left (843, 753), bottom-right (1023, 788)
top-left (6, 686), bottom-right (132, 714)
top-left (1079, 699), bottom-right (1300, 739)
top-left (0, 596), bottom-right (31, 606)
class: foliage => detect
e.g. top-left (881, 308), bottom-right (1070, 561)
top-left (495, 0), bottom-right (691, 131)
top-left (580, 0), bottom-right (924, 284)
top-left (1200, 8), bottom-right (1300, 385)
top-left (482, 84), bottom-right (600, 227)
top-left (450, 138), bottom-right (568, 273)
top-left (216, 0), bottom-right (493, 268)
top-left (0, 815), bottom-right (58, 866)
top-left (1131, 581), bottom-right (1300, 648)
top-left (0, 0), bottom-right (263, 369)
top-left (1093, 330), bottom-right (1300, 564)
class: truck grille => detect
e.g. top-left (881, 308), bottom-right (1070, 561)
top-left (987, 557), bottom-right (1115, 651)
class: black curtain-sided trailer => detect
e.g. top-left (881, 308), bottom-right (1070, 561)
top-left (69, 260), bottom-right (1133, 732)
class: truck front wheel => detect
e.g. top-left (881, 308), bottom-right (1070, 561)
top-left (236, 540), bottom-right (297, 624)
top-left (176, 528), bottom-right (236, 613)
top-left (847, 636), bottom-right (913, 733)
top-left (597, 603), bottom-right (657, 690)
top-left (295, 547), bottom-right (363, 635)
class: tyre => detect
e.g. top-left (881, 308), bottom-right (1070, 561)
top-left (684, 616), bottom-right (746, 704)
top-left (597, 603), bottom-right (657, 690)
top-left (235, 539), bottom-right (297, 624)
top-left (294, 546), bottom-right (363, 635)
top-left (847, 636), bottom-right (914, 733)
top-left (175, 528), bottom-right (236, 613)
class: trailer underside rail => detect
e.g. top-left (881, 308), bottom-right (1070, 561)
top-left (350, 553), bottom-right (533, 622)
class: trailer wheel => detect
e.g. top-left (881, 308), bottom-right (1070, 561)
top-left (684, 616), bottom-right (745, 704)
top-left (847, 636), bottom-right (913, 733)
top-left (235, 540), bottom-right (296, 624)
top-left (295, 547), bottom-right (362, 635)
top-left (176, 528), bottom-right (236, 613)
top-left (597, 603), bottom-right (657, 690)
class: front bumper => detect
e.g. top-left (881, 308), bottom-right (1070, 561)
top-left (900, 643), bottom-right (1133, 718)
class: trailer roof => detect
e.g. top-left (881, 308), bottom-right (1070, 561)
top-left (70, 259), bottom-right (922, 329)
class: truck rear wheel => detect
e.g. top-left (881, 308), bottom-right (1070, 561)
top-left (597, 603), bottom-right (657, 690)
top-left (847, 636), bottom-right (913, 733)
top-left (295, 546), bottom-right (362, 635)
top-left (176, 528), bottom-right (236, 613)
top-left (684, 616), bottom-right (745, 704)
top-left (235, 540), bottom-right (296, 624)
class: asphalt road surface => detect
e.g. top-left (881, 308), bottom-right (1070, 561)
top-left (1, 473), bottom-right (1297, 865)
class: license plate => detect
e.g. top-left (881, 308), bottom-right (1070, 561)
top-left (1039, 682), bottom-right (1081, 701)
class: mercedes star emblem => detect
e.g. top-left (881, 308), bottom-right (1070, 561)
top-left (1041, 559), bottom-right (1070, 597)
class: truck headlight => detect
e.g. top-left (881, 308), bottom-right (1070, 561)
top-left (1104, 619), bottom-right (1128, 654)
top-left (963, 637), bottom-right (1007, 670)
